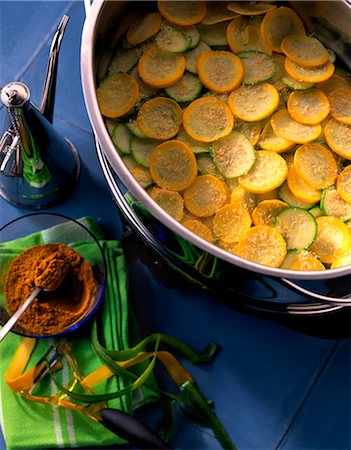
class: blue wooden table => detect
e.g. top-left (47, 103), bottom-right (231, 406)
top-left (0, 2), bottom-right (350, 449)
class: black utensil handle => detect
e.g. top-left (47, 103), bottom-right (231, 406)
top-left (100, 408), bottom-right (172, 449)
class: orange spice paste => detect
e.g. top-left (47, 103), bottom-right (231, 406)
top-left (5, 243), bottom-right (96, 335)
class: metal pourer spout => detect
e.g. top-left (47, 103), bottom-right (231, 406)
top-left (39, 15), bottom-right (69, 123)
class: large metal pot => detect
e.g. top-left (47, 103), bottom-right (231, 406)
top-left (81, 1), bottom-right (351, 309)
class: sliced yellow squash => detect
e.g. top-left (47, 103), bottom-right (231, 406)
top-left (284, 58), bottom-right (335, 83)
top-left (227, 83), bottom-right (279, 122)
top-left (149, 187), bottom-right (184, 222)
top-left (260, 6), bottom-right (305, 53)
top-left (138, 44), bottom-right (185, 88)
top-left (324, 118), bottom-right (351, 159)
top-left (258, 122), bottom-right (295, 153)
top-left (287, 165), bottom-right (322, 203)
top-left (328, 87), bottom-right (351, 125)
top-left (252, 199), bottom-right (288, 226)
top-left (238, 150), bottom-right (288, 194)
top-left (149, 140), bottom-right (197, 191)
top-left (97, 72), bottom-right (139, 119)
top-left (281, 34), bottom-right (329, 67)
top-left (182, 219), bottom-right (214, 243)
top-left (270, 109), bottom-right (322, 143)
top-left (158, 1), bottom-right (207, 26)
top-left (201, 1), bottom-right (238, 25)
top-left (294, 143), bottom-right (337, 189)
top-left (237, 225), bottom-right (287, 267)
top-left (213, 204), bottom-right (252, 243)
top-left (227, 15), bottom-right (272, 54)
top-left (126, 12), bottom-right (162, 45)
top-left (184, 174), bottom-right (229, 217)
top-left (310, 216), bottom-right (351, 264)
top-left (337, 165), bottom-right (351, 204)
top-left (197, 50), bottom-right (244, 93)
top-left (228, 2), bottom-right (276, 15)
top-left (183, 97), bottom-right (234, 142)
top-left (137, 97), bottom-right (183, 140)
top-left (287, 89), bottom-right (330, 125)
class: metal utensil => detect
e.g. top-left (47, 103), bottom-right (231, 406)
top-left (0, 256), bottom-right (68, 342)
top-left (0, 286), bottom-right (42, 342)
top-left (30, 344), bottom-right (172, 449)
top-left (0, 15), bottom-right (80, 208)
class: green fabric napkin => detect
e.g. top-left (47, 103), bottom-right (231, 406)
top-left (0, 217), bottom-right (159, 450)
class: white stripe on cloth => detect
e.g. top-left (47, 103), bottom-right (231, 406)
top-left (0, 376), bottom-right (6, 443)
top-left (50, 376), bottom-right (64, 448)
top-left (61, 355), bottom-right (77, 448)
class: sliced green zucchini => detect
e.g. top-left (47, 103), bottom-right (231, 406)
top-left (280, 249), bottom-right (322, 269)
top-left (105, 118), bottom-right (118, 136)
top-left (238, 51), bottom-right (276, 85)
top-left (125, 118), bottom-right (148, 139)
top-left (177, 126), bottom-right (210, 154)
top-left (112, 123), bottom-right (132, 154)
top-left (278, 182), bottom-right (317, 209)
top-left (185, 41), bottom-right (211, 74)
top-left (280, 249), bottom-right (302, 269)
top-left (309, 205), bottom-right (322, 218)
top-left (327, 49), bottom-right (336, 63)
top-left (211, 131), bottom-right (255, 178)
top-left (109, 47), bottom-right (141, 73)
top-left (132, 165), bottom-right (154, 189)
top-left (320, 187), bottom-right (351, 221)
top-left (130, 66), bottom-right (158, 100)
top-left (156, 23), bottom-right (189, 53)
top-left (282, 75), bottom-right (315, 91)
top-left (130, 136), bottom-right (158, 168)
top-left (197, 21), bottom-right (229, 47)
top-left (274, 207), bottom-right (317, 250)
top-left (120, 37), bottom-right (135, 49)
top-left (122, 154), bottom-right (138, 171)
top-left (196, 153), bottom-right (224, 181)
top-left (164, 72), bottom-right (203, 102)
top-left (182, 25), bottom-right (201, 50)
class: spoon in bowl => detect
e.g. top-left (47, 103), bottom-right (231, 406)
top-left (0, 255), bottom-right (69, 342)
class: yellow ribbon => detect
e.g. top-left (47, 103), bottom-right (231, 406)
top-left (5, 338), bottom-right (193, 395)
top-left (81, 350), bottom-right (193, 390)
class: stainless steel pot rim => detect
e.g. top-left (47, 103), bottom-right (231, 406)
top-left (81, 0), bottom-right (351, 282)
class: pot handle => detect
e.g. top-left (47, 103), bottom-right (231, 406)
top-left (280, 278), bottom-right (351, 306)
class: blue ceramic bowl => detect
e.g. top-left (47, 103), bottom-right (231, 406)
top-left (0, 213), bottom-right (106, 338)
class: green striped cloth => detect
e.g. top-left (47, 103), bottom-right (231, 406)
top-left (0, 217), bottom-right (158, 450)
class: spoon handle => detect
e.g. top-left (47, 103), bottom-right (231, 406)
top-left (0, 286), bottom-right (41, 342)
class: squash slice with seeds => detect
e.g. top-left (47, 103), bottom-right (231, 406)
top-left (138, 45), bottom-right (185, 88)
top-left (198, 50), bottom-right (244, 93)
top-left (237, 225), bottom-right (287, 268)
top-left (211, 131), bottom-right (255, 179)
top-left (150, 140), bottom-right (197, 191)
top-left (260, 6), bottom-right (305, 53)
top-left (158, 1), bottom-right (207, 26)
top-left (137, 97), bottom-right (183, 140)
top-left (183, 97), bottom-right (234, 142)
top-left (228, 83), bottom-right (279, 122)
top-left (97, 73), bottom-right (139, 118)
